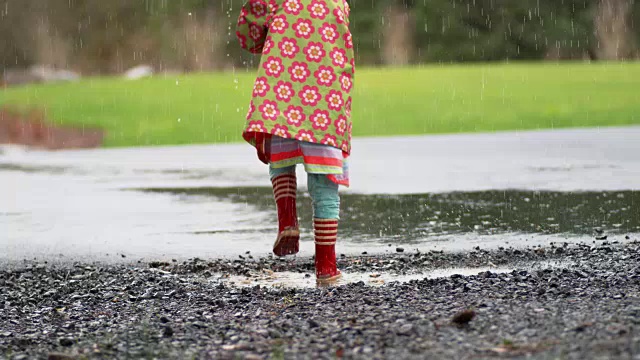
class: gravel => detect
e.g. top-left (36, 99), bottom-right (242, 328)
top-left (1, 242), bottom-right (640, 359)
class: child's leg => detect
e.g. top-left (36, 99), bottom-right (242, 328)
top-left (270, 164), bottom-right (300, 256)
top-left (308, 173), bottom-right (341, 283)
top-left (269, 164), bottom-right (295, 180)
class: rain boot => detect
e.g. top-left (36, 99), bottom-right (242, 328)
top-left (272, 172), bottom-right (300, 256)
top-left (314, 218), bottom-right (342, 284)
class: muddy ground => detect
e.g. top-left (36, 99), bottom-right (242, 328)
top-left (0, 108), bottom-right (103, 150)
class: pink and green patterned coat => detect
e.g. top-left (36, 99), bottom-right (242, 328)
top-left (237, 0), bottom-right (355, 156)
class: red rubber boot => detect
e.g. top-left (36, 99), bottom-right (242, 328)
top-left (272, 173), bottom-right (300, 257)
top-left (314, 218), bottom-right (342, 284)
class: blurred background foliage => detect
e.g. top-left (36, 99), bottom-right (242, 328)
top-left (0, 0), bottom-right (638, 75)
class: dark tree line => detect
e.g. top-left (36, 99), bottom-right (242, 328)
top-left (353, 0), bottom-right (638, 64)
top-left (0, 0), bottom-right (637, 75)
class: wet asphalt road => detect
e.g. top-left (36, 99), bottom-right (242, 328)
top-left (1, 127), bottom-right (639, 263)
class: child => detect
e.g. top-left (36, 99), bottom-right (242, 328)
top-left (237, 0), bottom-right (354, 284)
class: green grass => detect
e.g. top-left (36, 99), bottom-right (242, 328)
top-left (1, 62), bottom-right (639, 147)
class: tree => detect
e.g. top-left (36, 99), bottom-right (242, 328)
top-left (594, 0), bottom-right (638, 59)
top-left (411, 0), bottom-right (596, 62)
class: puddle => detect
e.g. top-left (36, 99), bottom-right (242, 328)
top-left (218, 259), bottom-right (570, 289)
top-left (143, 187), bottom-right (640, 242)
top-left (219, 268), bottom-right (508, 289)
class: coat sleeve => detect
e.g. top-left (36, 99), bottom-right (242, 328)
top-left (236, 0), bottom-right (270, 54)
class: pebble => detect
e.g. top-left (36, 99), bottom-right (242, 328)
top-left (1, 244), bottom-right (640, 359)
top-left (48, 353), bottom-right (77, 360)
top-left (397, 324), bottom-right (413, 335)
top-left (163, 326), bottom-right (174, 337)
top-left (59, 338), bottom-right (74, 347)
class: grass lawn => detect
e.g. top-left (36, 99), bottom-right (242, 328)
top-left (1, 62), bottom-right (639, 147)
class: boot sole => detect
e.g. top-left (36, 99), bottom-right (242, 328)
top-left (316, 271), bottom-right (342, 286)
top-left (273, 229), bottom-right (300, 257)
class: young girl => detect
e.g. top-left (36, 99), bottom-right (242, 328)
top-left (236, 0), bottom-right (354, 284)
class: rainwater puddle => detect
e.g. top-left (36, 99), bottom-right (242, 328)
top-left (144, 186), bottom-right (640, 244)
top-left (217, 260), bottom-right (570, 289)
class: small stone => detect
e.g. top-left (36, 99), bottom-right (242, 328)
top-left (396, 247), bottom-right (405, 253)
top-left (573, 323), bottom-right (593, 332)
top-left (160, 316), bottom-right (170, 323)
top-left (163, 326), bottom-right (174, 337)
top-left (397, 324), bottom-right (413, 335)
top-left (596, 235), bottom-right (608, 240)
top-left (452, 310), bottom-right (476, 325)
top-left (308, 319), bottom-right (320, 328)
top-left (48, 353), bottom-right (77, 360)
top-left (59, 338), bottom-right (74, 347)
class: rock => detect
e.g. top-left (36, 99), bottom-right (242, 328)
top-left (573, 322), bottom-right (594, 332)
top-left (2, 66), bottom-right (80, 87)
top-left (596, 235), bottom-right (608, 241)
top-left (308, 319), bottom-right (320, 328)
top-left (452, 310), bottom-right (476, 326)
top-left (48, 353), bottom-right (77, 360)
top-left (2, 69), bottom-right (43, 86)
top-left (397, 323), bottom-right (413, 335)
top-left (124, 65), bottom-right (153, 80)
top-left (59, 338), bottom-right (74, 347)
top-left (163, 326), bottom-right (174, 337)
top-left (30, 66), bottom-right (80, 83)
top-left (396, 247), bottom-right (405, 253)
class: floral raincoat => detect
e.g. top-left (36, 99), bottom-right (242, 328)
top-left (237, 0), bottom-right (355, 162)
